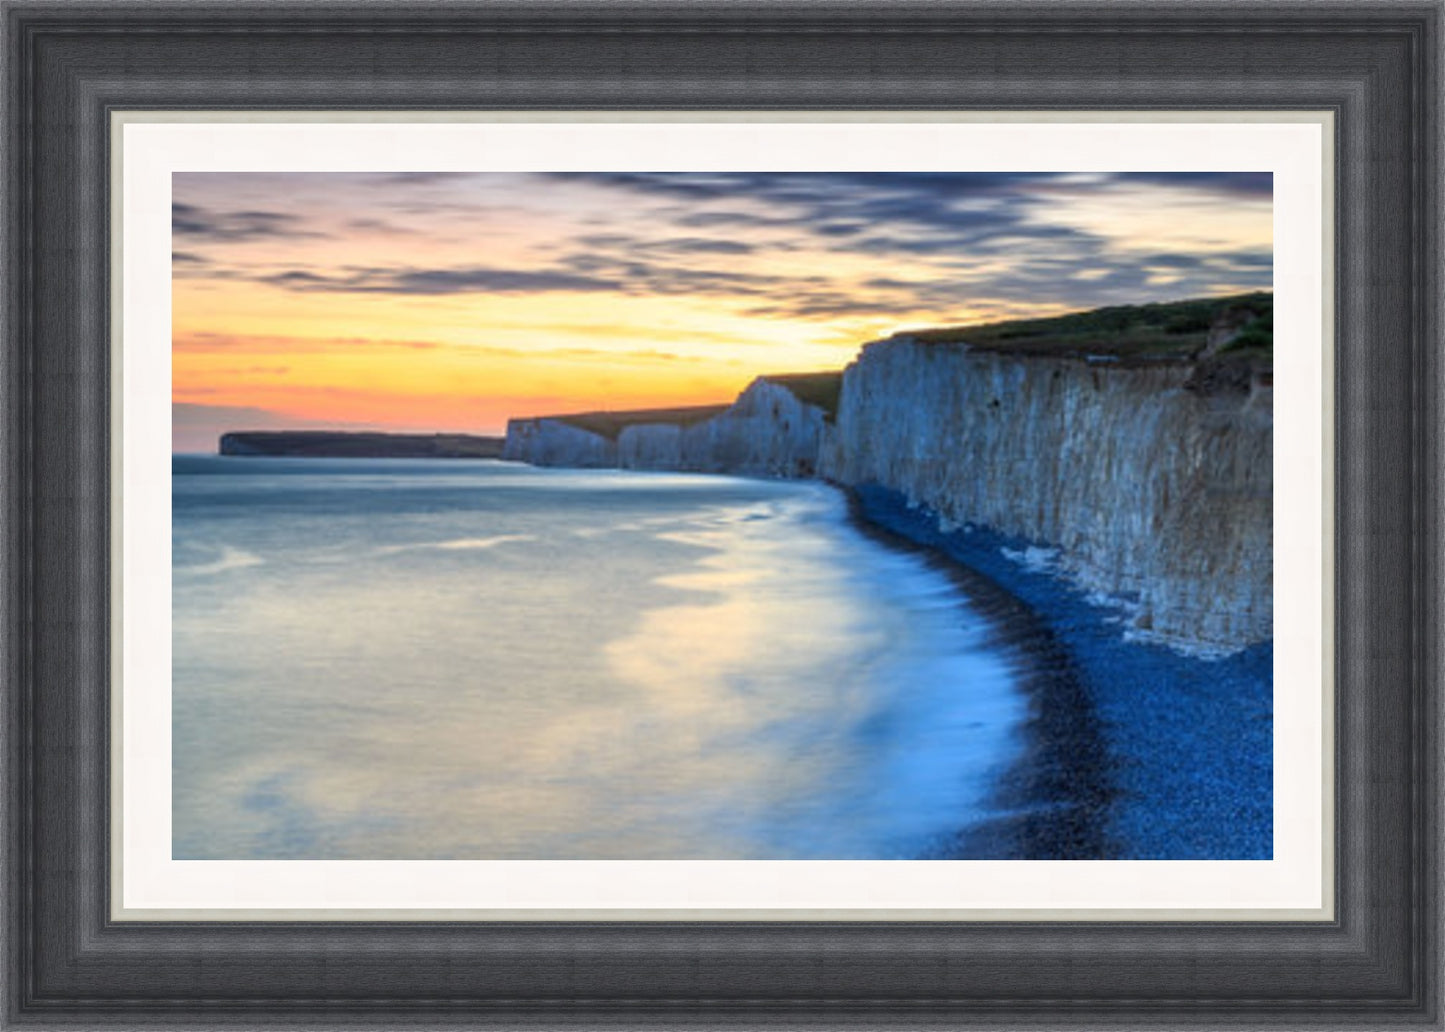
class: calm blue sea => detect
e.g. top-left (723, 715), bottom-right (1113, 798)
top-left (172, 456), bottom-right (1030, 859)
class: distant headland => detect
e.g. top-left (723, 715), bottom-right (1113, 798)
top-left (502, 290), bottom-right (1274, 653)
top-left (212, 291), bottom-right (1273, 652)
top-left (218, 431), bottom-right (505, 459)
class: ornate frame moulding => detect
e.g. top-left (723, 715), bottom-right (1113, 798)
top-left (2, 1), bottom-right (1440, 1029)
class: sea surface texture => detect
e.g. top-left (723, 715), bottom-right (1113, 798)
top-left (172, 456), bottom-right (1032, 860)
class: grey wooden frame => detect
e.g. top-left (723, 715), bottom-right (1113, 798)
top-left (2, 0), bottom-right (1441, 1027)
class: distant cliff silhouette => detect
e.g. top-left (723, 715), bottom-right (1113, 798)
top-left (219, 431), bottom-right (505, 459)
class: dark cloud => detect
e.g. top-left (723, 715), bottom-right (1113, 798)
top-left (1139, 253), bottom-right (1208, 270)
top-left (848, 223), bottom-right (1090, 257)
top-left (171, 248), bottom-right (240, 281)
top-left (550, 172), bottom-right (1080, 248)
top-left (386, 269), bottom-right (624, 294)
top-left (554, 251), bottom-right (825, 299)
top-left (369, 172), bottom-right (480, 186)
top-left (575, 234), bottom-right (632, 249)
top-left (741, 242), bottom-right (1271, 321)
top-left (1108, 172), bottom-right (1273, 198)
top-left (176, 170), bottom-right (1272, 328)
top-left (576, 232), bottom-right (756, 256)
top-left (653, 237), bottom-right (756, 255)
top-left (1205, 250), bottom-right (1274, 271)
top-left (552, 172), bottom-right (1271, 271)
top-left (673, 210), bottom-right (796, 230)
top-left (622, 265), bottom-right (805, 297)
top-left (347, 217), bottom-right (419, 235)
top-left (255, 241), bottom-right (837, 306)
top-left (557, 251), bottom-right (646, 276)
top-left (264, 270), bottom-right (333, 287)
top-left (173, 202), bottom-right (326, 242)
top-left (547, 171), bottom-right (1062, 205)
top-left (604, 173), bottom-right (1094, 279)
top-left (258, 266), bottom-right (624, 296)
top-left (251, 233), bottom-right (1268, 319)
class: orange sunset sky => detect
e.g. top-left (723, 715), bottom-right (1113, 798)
top-left (172, 172), bottom-right (1272, 452)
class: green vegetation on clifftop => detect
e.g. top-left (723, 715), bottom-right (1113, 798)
top-left (523, 292), bottom-right (1273, 439)
top-left (553, 404), bottom-right (731, 441)
top-left (763, 371), bottom-right (844, 419)
top-left (550, 371), bottom-right (846, 437)
top-left (906, 291), bottom-right (1273, 365)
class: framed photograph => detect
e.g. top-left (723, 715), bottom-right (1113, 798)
top-left (130, 120), bottom-right (1313, 916)
top-left (3, 2), bottom-right (1440, 1028)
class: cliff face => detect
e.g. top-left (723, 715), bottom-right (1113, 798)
top-left (501, 418), bottom-right (618, 467)
top-left (501, 338), bottom-right (1272, 652)
top-left (621, 378), bottom-right (828, 476)
top-left (819, 337), bottom-right (1272, 650)
top-left (506, 377), bottom-right (829, 476)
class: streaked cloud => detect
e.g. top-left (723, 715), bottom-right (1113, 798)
top-left (258, 266), bottom-right (625, 295)
top-left (173, 169), bottom-right (1272, 437)
top-left (172, 202), bottom-right (326, 243)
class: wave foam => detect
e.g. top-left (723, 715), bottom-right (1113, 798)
top-left (176, 547), bottom-right (263, 576)
top-left (376, 534), bottom-right (534, 555)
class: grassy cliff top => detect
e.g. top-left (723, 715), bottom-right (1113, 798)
top-left (520, 293), bottom-right (1272, 438)
top-left (761, 371), bottom-right (844, 417)
top-left (904, 291), bottom-right (1273, 365)
top-left (538, 372), bottom-right (846, 439)
top-left (546, 404), bottom-right (731, 441)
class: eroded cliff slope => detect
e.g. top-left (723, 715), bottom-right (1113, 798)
top-left (501, 418), bottom-right (619, 467)
top-left (502, 295), bottom-right (1273, 651)
top-left (505, 376), bottom-right (833, 477)
top-left (820, 336), bottom-right (1272, 650)
top-left (620, 378), bottom-right (829, 477)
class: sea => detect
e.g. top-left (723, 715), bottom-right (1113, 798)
top-left (171, 455), bottom-right (1033, 860)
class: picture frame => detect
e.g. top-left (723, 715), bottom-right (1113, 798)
top-left (2, 1), bottom-right (1439, 1027)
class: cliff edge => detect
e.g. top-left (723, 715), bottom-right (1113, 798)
top-left (505, 374), bottom-right (838, 477)
top-left (502, 294), bottom-right (1273, 652)
top-left (820, 336), bottom-right (1271, 650)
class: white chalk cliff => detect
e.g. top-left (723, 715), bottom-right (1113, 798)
top-left (620, 378), bottom-right (828, 477)
top-left (818, 336), bottom-right (1272, 651)
top-left (505, 377), bottom-right (827, 477)
top-left (503, 339), bottom-right (1272, 652)
top-left (501, 417), bottom-right (617, 467)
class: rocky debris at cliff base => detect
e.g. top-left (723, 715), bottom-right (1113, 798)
top-left (821, 337), bottom-right (1272, 651)
top-left (850, 484), bottom-right (1272, 861)
top-left (504, 294), bottom-right (1273, 655)
top-left (999, 545), bottom-right (1060, 575)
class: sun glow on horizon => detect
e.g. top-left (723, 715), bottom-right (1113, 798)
top-left (172, 171), bottom-right (1272, 452)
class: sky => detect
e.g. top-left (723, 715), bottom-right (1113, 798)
top-left (172, 171), bottom-right (1272, 451)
